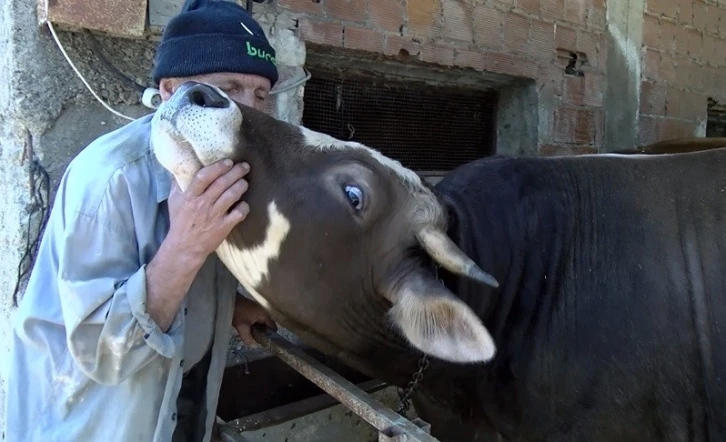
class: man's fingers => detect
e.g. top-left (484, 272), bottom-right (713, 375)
top-left (224, 200), bottom-right (250, 227)
top-left (265, 318), bottom-right (278, 331)
top-left (213, 178), bottom-right (249, 215)
top-left (186, 159), bottom-right (234, 197)
top-left (235, 326), bottom-right (257, 347)
top-left (206, 162), bottom-right (250, 202)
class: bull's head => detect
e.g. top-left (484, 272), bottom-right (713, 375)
top-left (151, 82), bottom-right (499, 365)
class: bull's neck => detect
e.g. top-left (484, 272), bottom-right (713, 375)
top-left (409, 167), bottom-right (577, 415)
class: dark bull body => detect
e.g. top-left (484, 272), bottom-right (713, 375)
top-left (151, 82), bottom-right (726, 442)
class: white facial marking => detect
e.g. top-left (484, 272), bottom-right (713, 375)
top-left (388, 287), bottom-right (496, 364)
top-left (150, 83), bottom-right (242, 190)
top-left (215, 201), bottom-right (291, 308)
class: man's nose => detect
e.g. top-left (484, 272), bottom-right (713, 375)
top-left (182, 82), bottom-right (230, 109)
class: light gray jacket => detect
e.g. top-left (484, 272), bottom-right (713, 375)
top-left (3, 114), bottom-right (238, 442)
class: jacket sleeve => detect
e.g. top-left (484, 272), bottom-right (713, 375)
top-left (54, 177), bottom-right (184, 385)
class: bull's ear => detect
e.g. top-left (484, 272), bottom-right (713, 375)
top-left (384, 271), bottom-right (496, 364)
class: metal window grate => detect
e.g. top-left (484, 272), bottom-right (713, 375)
top-left (707, 98), bottom-right (726, 137)
top-left (301, 69), bottom-right (498, 173)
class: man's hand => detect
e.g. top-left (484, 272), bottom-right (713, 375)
top-left (233, 295), bottom-right (277, 346)
top-left (145, 159), bottom-right (250, 332)
top-left (166, 159), bottom-right (251, 264)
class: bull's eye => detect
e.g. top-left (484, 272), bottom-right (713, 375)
top-left (344, 185), bottom-right (364, 211)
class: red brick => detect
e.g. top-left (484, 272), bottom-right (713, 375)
top-left (678, 0), bottom-right (692, 25)
top-left (718, 7), bottom-right (726, 39)
top-left (576, 31), bottom-right (598, 66)
top-left (299, 19), bottom-right (343, 46)
top-left (553, 106), bottom-right (596, 144)
top-left (538, 64), bottom-right (564, 96)
top-left (327, 0), bottom-right (367, 22)
top-left (503, 12), bottom-right (530, 54)
top-left (686, 28), bottom-right (704, 60)
top-left (494, 0), bottom-right (515, 7)
top-left (596, 33), bottom-right (608, 69)
top-left (278, 0), bottom-right (323, 14)
top-left (407, 0), bottom-right (441, 38)
top-left (473, 5), bottom-right (504, 49)
top-left (421, 44), bottom-right (455, 66)
top-left (665, 88), bottom-right (708, 120)
top-left (643, 48), bottom-right (661, 81)
top-left (639, 81), bottom-right (667, 115)
top-left (657, 19), bottom-right (676, 52)
top-left (564, 0), bottom-right (586, 24)
top-left (539, 144), bottom-right (597, 156)
top-left (674, 25), bottom-right (691, 56)
top-left (555, 25), bottom-right (577, 51)
top-left (699, 65), bottom-right (719, 92)
top-left (483, 52), bottom-right (538, 78)
top-left (441, 0), bottom-right (473, 42)
top-left (693, 2), bottom-right (720, 36)
top-left (518, 0), bottom-right (540, 15)
top-left (638, 115), bottom-right (659, 145)
top-left (642, 14), bottom-right (659, 48)
top-left (670, 58), bottom-right (688, 90)
top-left (587, 0), bottom-right (606, 30)
top-left (713, 35), bottom-right (726, 65)
top-left (593, 108), bottom-right (605, 147)
top-left (563, 72), bottom-right (603, 107)
top-left (383, 35), bottom-right (422, 57)
top-left (702, 34), bottom-right (723, 65)
top-left (670, 57), bottom-right (694, 89)
top-left (646, 0), bottom-right (678, 19)
top-left (658, 118), bottom-right (699, 140)
top-left (529, 20), bottom-right (555, 59)
top-left (563, 76), bottom-right (586, 105)
top-left (453, 49), bottom-right (486, 69)
top-left (659, 52), bottom-right (677, 83)
top-left (541, 0), bottom-right (565, 20)
top-left (369, 0), bottom-right (405, 32)
top-left (343, 26), bottom-right (384, 53)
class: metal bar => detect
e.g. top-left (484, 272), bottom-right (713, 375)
top-left (223, 379), bottom-right (388, 432)
top-left (251, 327), bottom-right (438, 442)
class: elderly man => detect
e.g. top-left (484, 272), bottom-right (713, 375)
top-left (3, 0), bottom-right (278, 441)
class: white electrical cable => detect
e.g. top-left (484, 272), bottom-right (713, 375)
top-left (47, 20), bottom-right (311, 116)
top-left (269, 68), bottom-right (312, 95)
top-left (46, 21), bottom-right (135, 121)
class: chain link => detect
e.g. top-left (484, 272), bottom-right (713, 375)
top-left (395, 264), bottom-right (440, 416)
top-left (396, 354), bottom-right (430, 416)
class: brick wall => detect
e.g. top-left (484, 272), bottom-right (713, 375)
top-left (279, 0), bottom-right (725, 155)
top-left (280, 0), bottom-right (608, 155)
top-left (639, 0), bottom-right (726, 145)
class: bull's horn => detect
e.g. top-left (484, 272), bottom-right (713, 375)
top-left (415, 225), bottom-right (499, 288)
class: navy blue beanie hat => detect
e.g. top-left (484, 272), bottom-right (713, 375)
top-left (152, 0), bottom-right (278, 87)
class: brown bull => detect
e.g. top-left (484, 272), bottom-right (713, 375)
top-left (151, 82), bottom-right (726, 442)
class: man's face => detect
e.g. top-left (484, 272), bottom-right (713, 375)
top-left (159, 72), bottom-right (272, 110)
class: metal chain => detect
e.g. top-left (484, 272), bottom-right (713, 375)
top-left (395, 264), bottom-right (440, 416)
top-left (396, 354), bottom-right (430, 416)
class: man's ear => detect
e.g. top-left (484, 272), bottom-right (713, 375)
top-left (158, 78), bottom-right (175, 101)
top-left (383, 270), bottom-right (496, 364)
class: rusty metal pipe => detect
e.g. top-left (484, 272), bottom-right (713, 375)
top-left (251, 326), bottom-right (439, 441)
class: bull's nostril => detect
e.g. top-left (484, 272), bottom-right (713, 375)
top-left (186, 84), bottom-right (229, 109)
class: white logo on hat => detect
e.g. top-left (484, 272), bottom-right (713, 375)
top-left (240, 22), bottom-right (254, 35)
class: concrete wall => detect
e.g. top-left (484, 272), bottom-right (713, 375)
top-left (2, 0), bottom-right (726, 435)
